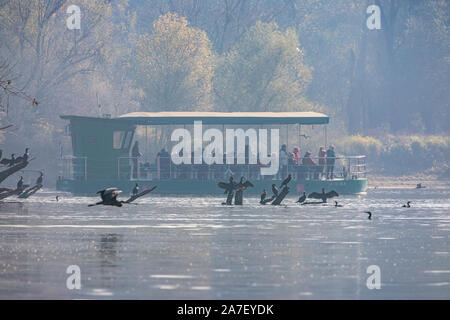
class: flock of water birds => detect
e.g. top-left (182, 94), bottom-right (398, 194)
top-left (84, 173), bottom-right (416, 220)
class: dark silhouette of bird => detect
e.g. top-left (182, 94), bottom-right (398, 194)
top-left (402, 201), bottom-right (411, 208)
top-left (334, 201), bottom-right (343, 207)
top-left (16, 176), bottom-right (28, 191)
top-left (36, 172), bottom-right (43, 185)
top-left (416, 183), bottom-right (426, 189)
top-left (56, 195), bottom-right (59, 202)
top-left (261, 195), bottom-right (276, 205)
top-left (271, 184), bottom-right (279, 197)
top-left (300, 134), bottom-right (309, 139)
top-left (236, 176), bottom-right (254, 190)
top-left (260, 189), bottom-right (267, 204)
top-left (280, 174), bottom-right (292, 189)
top-left (132, 183), bottom-right (139, 196)
top-left (365, 211), bottom-right (372, 220)
top-left (0, 154), bottom-right (15, 166)
top-left (14, 148), bottom-right (29, 164)
top-left (308, 188), bottom-right (339, 203)
top-left (296, 192), bottom-right (306, 203)
top-left (218, 176), bottom-right (236, 194)
top-left (89, 188), bottom-right (127, 207)
top-left (32, 98), bottom-right (38, 106)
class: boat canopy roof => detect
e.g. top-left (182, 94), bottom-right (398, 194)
top-left (117, 111), bottom-right (329, 125)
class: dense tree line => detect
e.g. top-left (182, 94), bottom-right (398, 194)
top-left (0, 0), bottom-right (448, 177)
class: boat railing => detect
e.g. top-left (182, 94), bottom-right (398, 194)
top-left (59, 156), bottom-right (87, 180)
top-left (116, 155), bottom-right (366, 181)
top-left (61, 155), bottom-right (366, 181)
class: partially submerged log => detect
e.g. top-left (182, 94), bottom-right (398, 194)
top-left (0, 160), bottom-right (28, 185)
top-left (271, 186), bottom-right (290, 205)
top-left (0, 188), bottom-right (22, 200)
top-left (17, 184), bottom-right (43, 199)
top-left (125, 186), bottom-right (157, 203)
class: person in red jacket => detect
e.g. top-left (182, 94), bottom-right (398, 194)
top-left (292, 147), bottom-right (301, 165)
top-left (302, 151), bottom-right (317, 179)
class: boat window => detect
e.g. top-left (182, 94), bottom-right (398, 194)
top-left (113, 131), bottom-right (125, 149)
top-left (123, 131), bottom-right (133, 149)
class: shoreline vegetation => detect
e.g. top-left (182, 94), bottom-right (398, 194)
top-left (335, 134), bottom-right (450, 179)
top-left (367, 173), bottom-right (450, 189)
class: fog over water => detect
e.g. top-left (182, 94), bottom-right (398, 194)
top-left (0, 187), bottom-right (449, 299)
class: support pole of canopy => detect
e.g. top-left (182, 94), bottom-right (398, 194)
top-left (324, 125), bottom-right (328, 148)
top-left (286, 124), bottom-right (288, 151)
top-left (298, 124), bottom-right (301, 153)
top-left (145, 125), bottom-right (148, 163)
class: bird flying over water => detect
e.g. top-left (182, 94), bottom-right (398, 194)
top-left (308, 188), bottom-right (339, 203)
top-left (296, 192), bottom-right (306, 204)
top-left (89, 188), bottom-right (126, 207)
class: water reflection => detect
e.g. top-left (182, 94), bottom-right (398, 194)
top-left (0, 188), bottom-right (449, 299)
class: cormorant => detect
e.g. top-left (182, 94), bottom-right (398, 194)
top-left (89, 188), bottom-right (126, 207)
top-left (334, 201), bottom-right (343, 207)
top-left (36, 172), bottom-right (43, 185)
top-left (296, 192), bottom-right (306, 204)
top-left (236, 177), bottom-right (254, 190)
top-left (13, 148), bottom-right (29, 164)
top-left (56, 195), bottom-right (59, 202)
top-left (260, 189), bottom-right (267, 204)
top-left (261, 195), bottom-right (276, 205)
top-left (0, 154), bottom-right (15, 167)
top-left (280, 174), bottom-right (292, 189)
top-left (218, 176), bottom-right (236, 194)
top-left (416, 183), bottom-right (426, 189)
top-left (402, 201), bottom-right (411, 208)
top-left (308, 188), bottom-right (339, 203)
top-left (17, 176), bottom-right (24, 190)
top-left (271, 184), bottom-right (279, 197)
top-left (365, 211), bottom-right (372, 220)
top-left (132, 183), bottom-right (139, 196)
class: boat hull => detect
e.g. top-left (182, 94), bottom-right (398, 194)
top-left (56, 178), bottom-right (368, 195)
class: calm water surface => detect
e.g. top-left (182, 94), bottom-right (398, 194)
top-left (0, 187), bottom-right (449, 299)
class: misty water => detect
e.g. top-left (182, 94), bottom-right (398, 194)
top-left (0, 187), bottom-right (449, 299)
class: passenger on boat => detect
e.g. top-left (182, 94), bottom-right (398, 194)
top-left (131, 141), bottom-right (141, 179)
top-left (279, 145), bottom-right (288, 179)
top-left (326, 145), bottom-right (336, 180)
top-left (318, 147), bottom-right (327, 179)
top-left (302, 151), bottom-right (317, 179)
top-left (156, 148), bottom-right (170, 179)
top-left (292, 147), bottom-right (301, 165)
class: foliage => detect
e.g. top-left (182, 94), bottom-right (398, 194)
top-left (134, 13), bottom-right (214, 111)
top-left (336, 134), bottom-right (450, 174)
top-left (214, 21), bottom-right (312, 112)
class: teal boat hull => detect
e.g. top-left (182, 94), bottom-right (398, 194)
top-left (56, 178), bottom-right (367, 196)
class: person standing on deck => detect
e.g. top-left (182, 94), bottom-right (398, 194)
top-left (131, 141), bottom-right (142, 179)
top-left (292, 147), bottom-right (301, 165)
top-left (326, 145), bottom-right (336, 180)
top-left (279, 144), bottom-right (288, 179)
top-left (318, 147), bottom-right (327, 179)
